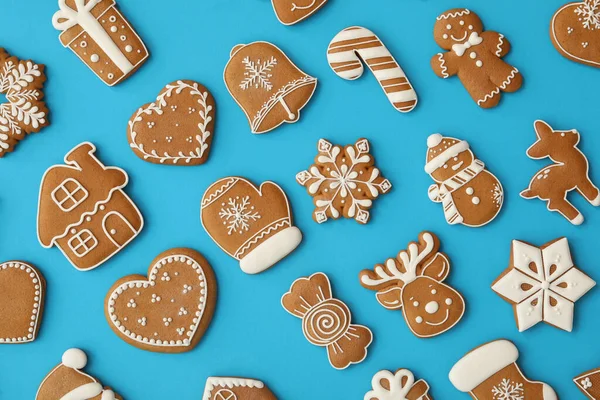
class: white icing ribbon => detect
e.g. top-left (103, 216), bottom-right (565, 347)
top-left (59, 382), bottom-right (103, 400)
top-left (52, 0), bottom-right (134, 74)
top-left (452, 32), bottom-right (483, 57)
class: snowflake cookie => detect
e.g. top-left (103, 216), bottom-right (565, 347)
top-left (0, 49), bottom-right (49, 158)
top-left (552, 0), bottom-right (600, 68)
top-left (296, 138), bottom-right (392, 224)
top-left (492, 237), bottom-right (595, 332)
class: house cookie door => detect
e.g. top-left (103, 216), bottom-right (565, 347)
top-left (103, 211), bottom-right (137, 248)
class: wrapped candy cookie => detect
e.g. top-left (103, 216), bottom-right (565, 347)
top-left (365, 369), bottom-right (433, 400)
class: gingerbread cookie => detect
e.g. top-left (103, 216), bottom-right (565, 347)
top-left (202, 377), bottom-right (277, 400)
top-left (128, 80), bottom-right (215, 166)
top-left (296, 138), bottom-right (392, 224)
top-left (0, 49), bottom-right (49, 158)
top-left (365, 369), bottom-right (432, 400)
top-left (521, 120), bottom-right (600, 225)
top-left (0, 261), bottom-right (45, 344)
top-left (52, 0), bottom-right (149, 86)
top-left (105, 248), bottom-right (216, 353)
top-left (575, 368), bottom-right (600, 399)
top-left (360, 232), bottom-right (465, 338)
top-left (449, 340), bottom-right (557, 400)
top-left (37, 142), bottom-right (144, 271)
top-left (282, 272), bottom-right (372, 370)
top-left (327, 26), bottom-right (418, 113)
top-left (431, 9), bottom-right (523, 108)
top-left (224, 41), bottom-right (317, 134)
top-left (425, 134), bottom-right (503, 227)
top-left (551, 1), bottom-right (600, 68)
top-left (271, 0), bottom-right (327, 25)
top-left (36, 348), bottom-right (121, 400)
top-left (201, 177), bottom-right (302, 274)
top-left (492, 237), bottom-right (595, 332)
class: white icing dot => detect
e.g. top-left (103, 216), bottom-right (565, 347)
top-left (110, 229), bottom-right (117, 234)
top-left (470, 52), bottom-right (476, 59)
top-left (110, 26), bottom-right (118, 32)
top-left (466, 187), bottom-right (474, 195)
top-left (413, 301), bottom-right (419, 307)
top-left (460, 20), bottom-right (465, 25)
top-left (443, 34), bottom-right (448, 39)
top-left (431, 289), bottom-right (437, 294)
top-left (472, 197), bottom-right (480, 205)
top-left (446, 298), bottom-right (453, 305)
top-left (446, 24), bottom-right (451, 29)
top-left (125, 45), bottom-right (133, 52)
top-left (415, 316), bottom-right (423, 323)
top-left (109, 15), bottom-right (117, 22)
top-left (476, 60), bottom-right (483, 67)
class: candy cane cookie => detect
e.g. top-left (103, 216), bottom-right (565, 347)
top-left (327, 26), bottom-right (418, 113)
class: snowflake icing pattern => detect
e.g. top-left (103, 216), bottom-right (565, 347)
top-left (575, 0), bottom-right (600, 30)
top-left (239, 56), bottom-right (277, 91)
top-left (219, 196), bottom-right (261, 235)
top-left (296, 138), bottom-right (392, 224)
top-left (491, 378), bottom-right (524, 400)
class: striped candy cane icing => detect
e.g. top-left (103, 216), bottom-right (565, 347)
top-left (327, 26), bottom-right (418, 113)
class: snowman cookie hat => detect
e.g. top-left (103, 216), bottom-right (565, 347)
top-left (425, 133), bottom-right (470, 174)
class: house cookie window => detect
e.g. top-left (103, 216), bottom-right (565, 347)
top-left (68, 229), bottom-right (97, 257)
top-left (51, 178), bottom-right (88, 212)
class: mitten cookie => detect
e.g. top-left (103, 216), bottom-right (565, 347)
top-left (360, 232), bottom-right (465, 338)
top-left (105, 248), bottom-right (217, 353)
top-left (365, 369), bottom-right (433, 400)
top-left (431, 9), bottom-right (523, 108)
top-left (296, 138), bottom-right (392, 224)
top-left (36, 348), bottom-right (121, 400)
top-left (282, 272), bottom-right (372, 370)
top-left (0, 261), bottom-right (45, 343)
top-left (492, 237), bottom-right (595, 332)
top-left (575, 368), bottom-right (600, 399)
top-left (271, 0), bottom-right (327, 25)
top-left (551, 1), bottom-right (600, 68)
top-left (521, 120), bottom-right (600, 225)
top-left (224, 41), bottom-right (317, 133)
top-left (202, 377), bottom-right (278, 400)
top-left (37, 142), bottom-right (144, 270)
top-left (449, 340), bottom-right (557, 400)
top-left (201, 177), bottom-right (302, 274)
top-left (425, 134), bottom-right (503, 227)
top-left (52, 0), bottom-right (149, 86)
top-left (128, 80), bottom-right (215, 166)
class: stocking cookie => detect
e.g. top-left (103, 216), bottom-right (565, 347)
top-left (492, 237), bottom-right (595, 332)
top-left (551, 1), bottom-right (600, 68)
top-left (271, 0), bottom-right (327, 25)
top-left (201, 177), bottom-right (302, 274)
top-left (36, 348), bottom-right (121, 400)
top-left (0, 261), bottom-right (45, 343)
top-left (0, 49), bottom-right (49, 158)
top-left (282, 272), bottom-right (372, 370)
top-left (224, 41), bottom-right (317, 134)
top-left (449, 340), bottom-right (557, 399)
top-left (37, 142), bottom-right (144, 271)
top-left (431, 9), bottom-right (523, 108)
top-left (365, 369), bottom-right (433, 400)
top-left (202, 377), bottom-right (278, 400)
top-left (425, 134), bottom-right (503, 227)
top-left (128, 80), bottom-right (215, 166)
top-left (575, 368), bottom-right (600, 399)
top-left (521, 120), bottom-right (600, 225)
top-left (360, 232), bottom-right (465, 338)
top-left (105, 248), bottom-right (216, 353)
top-left (296, 138), bottom-right (392, 224)
top-left (327, 26), bottom-right (418, 113)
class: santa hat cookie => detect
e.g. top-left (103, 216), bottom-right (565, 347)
top-left (202, 377), bottom-right (277, 400)
top-left (425, 134), bottom-right (469, 174)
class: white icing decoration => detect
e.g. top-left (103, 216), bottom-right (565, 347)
top-left (364, 369), bottom-right (430, 400)
top-left (125, 45), bottom-right (133, 52)
top-left (239, 56), bottom-right (277, 91)
top-left (219, 196), bottom-right (261, 235)
top-left (90, 54), bottom-right (99, 63)
top-left (451, 32), bottom-right (483, 56)
top-left (62, 348), bottom-right (87, 369)
top-left (202, 377), bottom-right (264, 400)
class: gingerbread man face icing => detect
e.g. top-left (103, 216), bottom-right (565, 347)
top-left (431, 9), bottom-right (523, 108)
top-left (271, 0), bottom-right (328, 25)
top-left (552, 1), bottom-right (600, 68)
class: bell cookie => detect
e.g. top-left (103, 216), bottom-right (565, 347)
top-left (36, 348), bottom-right (121, 400)
top-left (551, 1), bottom-right (600, 68)
top-left (0, 261), bottom-right (45, 344)
top-left (37, 142), bottom-right (144, 271)
top-left (327, 26), bottom-right (418, 113)
top-left (431, 9), bottom-right (523, 108)
top-left (425, 133), bottom-right (503, 227)
top-left (105, 248), bottom-right (216, 353)
top-left (52, 0), bottom-right (149, 86)
top-left (202, 377), bottom-right (277, 400)
top-left (128, 80), bottom-right (215, 166)
top-left (0, 49), bottom-right (49, 158)
top-left (296, 138), bottom-right (392, 224)
top-left (449, 339), bottom-right (557, 400)
top-left (492, 237), bottom-right (595, 332)
top-left (201, 176), bottom-right (302, 274)
top-left (575, 367), bottom-right (600, 399)
top-left (281, 272), bottom-right (372, 370)
top-left (224, 41), bottom-right (317, 134)
top-left (271, 0), bottom-right (327, 25)
top-left (365, 369), bottom-right (433, 400)
top-left (521, 120), bottom-right (600, 225)
top-left (360, 231), bottom-right (465, 338)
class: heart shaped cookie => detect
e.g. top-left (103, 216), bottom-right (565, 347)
top-left (551, 1), bottom-right (600, 67)
top-left (0, 261), bottom-right (45, 343)
top-left (128, 80), bottom-right (216, 165)
top-left (104, 248), bottom-right (217, 353)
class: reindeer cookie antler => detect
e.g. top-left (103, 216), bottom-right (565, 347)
top-left (359, 232), bottom-right (465, 338)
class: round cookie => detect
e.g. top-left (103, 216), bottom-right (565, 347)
top-left (551, 1), bottom-right (600, 68)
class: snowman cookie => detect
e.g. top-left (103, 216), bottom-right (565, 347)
top-left (425, 134), bottom-right (503, 227)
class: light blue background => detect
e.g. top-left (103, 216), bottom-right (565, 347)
top-left (1, 0), bottom-right (600, 398)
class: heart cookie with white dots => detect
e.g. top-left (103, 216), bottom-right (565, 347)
top-left (104, 248), bottom-right (217, 353)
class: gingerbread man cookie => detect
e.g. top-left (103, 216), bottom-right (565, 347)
top-left (431, 9), bottom-right (523, 108)
top-left (365, 369), bottom-right (433, 400)
top-left (552, 1), bottom-right (600, 68)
